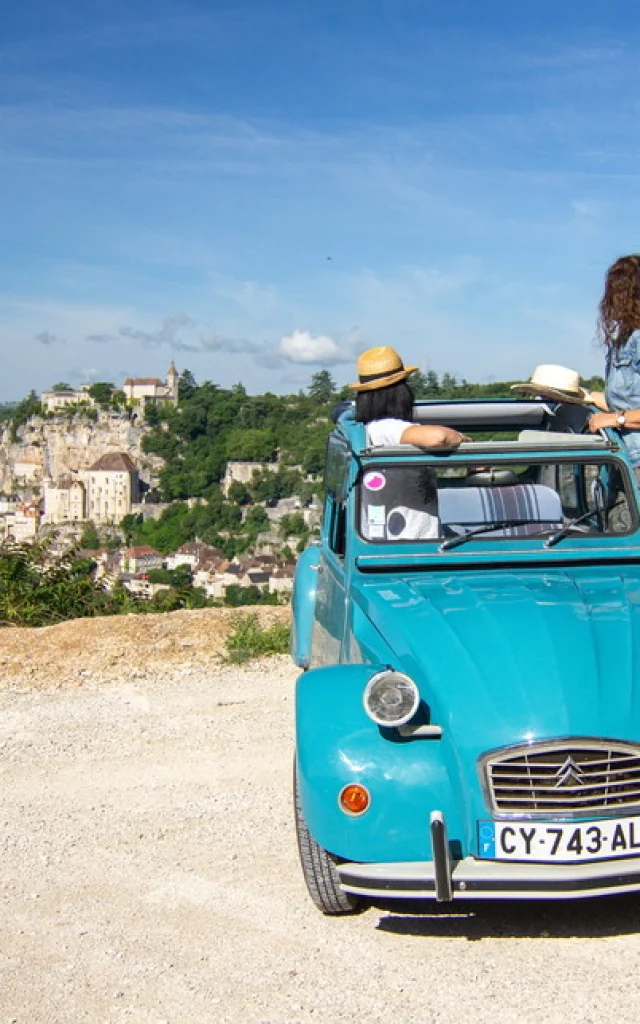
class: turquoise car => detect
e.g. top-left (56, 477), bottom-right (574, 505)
top-left (292, 398), bottom-right (640, 914)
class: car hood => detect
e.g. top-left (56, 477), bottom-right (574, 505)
top-left (354, 567), bottom-right (640, 755)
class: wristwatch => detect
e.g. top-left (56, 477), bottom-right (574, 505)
top-left (616, 412), bottom-right (627, 428)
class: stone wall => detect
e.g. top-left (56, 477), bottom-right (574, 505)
top-left (221, 461), bottom-right (279, 496)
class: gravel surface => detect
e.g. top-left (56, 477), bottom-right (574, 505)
top-left (3, 650), bottom-right (640, 1023)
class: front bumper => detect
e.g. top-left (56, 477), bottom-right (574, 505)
top-left (337, 812), bottom-right (640, 901)
top-left (337, 856), bottom-right (640, 901)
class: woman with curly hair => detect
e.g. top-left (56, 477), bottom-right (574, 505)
top-left (588, 255), bottom-right (640, 475)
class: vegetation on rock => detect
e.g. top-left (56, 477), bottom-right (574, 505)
top-left (224, 612), bottom-right (291, 663)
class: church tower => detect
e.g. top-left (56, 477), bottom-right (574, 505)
top-left (167, 361), bottom-right (179, 403)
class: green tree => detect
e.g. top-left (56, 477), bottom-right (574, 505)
top-left (308, 370), bottom-right (336, 405)
top-left (51, 382), bottom-right (73, 392)
top-left (171, 564), bottom-right (193, 588)
top-left (249, 468), bottom-right (304, 503)
top-left (144, 402), bottom-right (160, 426)
top-left (178, 369), bottom-right (197, 401)
top-left (151, 588), bottom-right (182, 612)
top-left (120, 513), bottom-right (143, 545)
top-left (280, 512), bottom-right (306, 537)
top-left (228, 481), bottom-right (252, 506)
top-left (244, 506), bottom-right (269, 531)
top-left (80, 525), bottom-right (100, 550)
top-left (87, 382), bottom-right (115, 408)
top-left (10, 391), bottom-right (44, 439)
top-left (225, 428), bottom-right (277, 462)
top-left (183, 586), bottom-right (208, 609)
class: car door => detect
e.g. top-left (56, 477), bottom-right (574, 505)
top-left (311, 436), bottom-right (350, 667)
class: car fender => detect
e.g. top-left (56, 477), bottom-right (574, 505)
top-left (291, 543), bottom-right (321, 668)
top-left (295, 664), bottom-right (463, 863)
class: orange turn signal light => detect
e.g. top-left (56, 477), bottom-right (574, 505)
top-left (339, 784), bottom-right (370, 816)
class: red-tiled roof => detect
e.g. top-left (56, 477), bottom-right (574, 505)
top-left (124, 545), bottom-right (162, 557)
top-left (126, 377), bottom-right (164, 386)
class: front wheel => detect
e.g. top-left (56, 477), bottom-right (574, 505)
top-left (294, 766), bottom-right (364, 915)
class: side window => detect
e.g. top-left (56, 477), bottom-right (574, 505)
top-left (323, 437), bottom-right (350, 556)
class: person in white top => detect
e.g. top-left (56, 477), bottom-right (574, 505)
top-left (350, 346), bottom-right (466, 449)
top-left (350, 347), bottom-right (467, 540)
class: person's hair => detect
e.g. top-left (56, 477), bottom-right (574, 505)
top-left (355, 380), bottom-right (414, 423)
top-left (598, 254), bottom-right (640, 350)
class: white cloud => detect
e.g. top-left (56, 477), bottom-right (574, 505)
top-left (278, 329), bottom-right (352, 366)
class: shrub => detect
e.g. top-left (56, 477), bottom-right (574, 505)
top-left (0, 539), bottom-right (120, 626)
top-left (80, 524), bottom-right (100, 550)
top-left (224, 584), bottom-right (279, 607)
top-left (224, 613), bottom-right (291, 663)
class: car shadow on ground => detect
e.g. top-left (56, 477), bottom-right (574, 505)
top-left (373, 893), bottom-right (640, 939)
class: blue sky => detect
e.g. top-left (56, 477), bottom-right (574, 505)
top-left (1, 0), bottom-right (640, 400)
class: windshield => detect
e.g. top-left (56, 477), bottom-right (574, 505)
top-left (357, 459), bottom-right (636, 545)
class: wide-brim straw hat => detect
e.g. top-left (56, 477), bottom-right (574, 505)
top-left (350, 346), bottom-right (418, 391)
top-left (511, 364), bottom-right (592, 406)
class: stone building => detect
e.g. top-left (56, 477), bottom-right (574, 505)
top-left (83, 453), bottom-right (139, 524)
top-left (13, 455), bottom-right (43, 481)
top-left (42, 451), bottom-right (139, 526)
top-left (1, 500), bottom-right (42, 542)
top-left (122, 362), bottom-right (178, 407)
top-left (40, 389), bottom-right (83, 413)
top-left (121, 546), bottom-right (164, 573)
top-left (42, 475), bottom-right (86, 523)
top-left (41, 364), bottom-right (178, 414)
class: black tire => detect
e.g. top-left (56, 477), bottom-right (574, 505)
top-left (294, 764), bottom-right (364, 915)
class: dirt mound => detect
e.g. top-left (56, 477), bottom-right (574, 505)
top-left (0, 606), bottom-right (290, 689)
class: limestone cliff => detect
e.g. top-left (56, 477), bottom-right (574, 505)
top-left (0, 412), bottom-right (164, 494)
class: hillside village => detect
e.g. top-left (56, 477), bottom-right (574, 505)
top-left (0, 363), bottom-right (325, 605)
top-left (0, 363), bottom-right (534, 615)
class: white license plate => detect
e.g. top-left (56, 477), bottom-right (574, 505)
top-left (478, 815), bottom-right (640, 862)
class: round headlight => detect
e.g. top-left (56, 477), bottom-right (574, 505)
top-left (363, 670), bottom-right (420, 727)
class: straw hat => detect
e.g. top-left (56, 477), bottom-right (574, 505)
top-left (350, 347), bottom-right (418, 391)
top-left (511, 365), bottom-right (592, 405)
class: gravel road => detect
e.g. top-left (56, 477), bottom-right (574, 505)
top-left (3, 655), bottom-right (640, 1024)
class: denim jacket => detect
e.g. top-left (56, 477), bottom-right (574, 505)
top-left (605, 331), bottom-right (640, 467)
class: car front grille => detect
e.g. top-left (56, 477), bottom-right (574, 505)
top-left (481, 740), bottom-right (640, 818)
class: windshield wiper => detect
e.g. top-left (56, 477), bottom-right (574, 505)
top-left (439, 519), bottom-right (540, 552)
top-left (543, 501), bottom-right (625, 549)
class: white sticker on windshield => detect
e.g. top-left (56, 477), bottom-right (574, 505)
top-left (367, 505), bottom-right (385, 525)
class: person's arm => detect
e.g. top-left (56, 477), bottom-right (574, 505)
top-left (400, 424), bottom-right (468, 448)
top-left (588, 409), bottom-right (640, 432)
top-left (587, 390), bottom-right (609, 412)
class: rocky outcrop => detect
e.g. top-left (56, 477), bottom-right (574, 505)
top-left (0, 412), bottom-right (163, 494)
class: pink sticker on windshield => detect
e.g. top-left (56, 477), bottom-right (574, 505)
top-left (364, 471), bottom-right (386, 492)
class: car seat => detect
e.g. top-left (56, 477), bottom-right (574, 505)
top-left (438, 483), bottom-right (563, 538)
